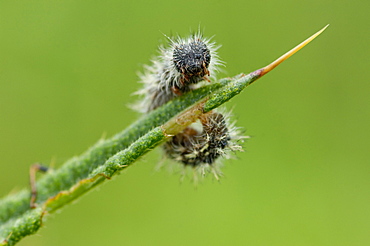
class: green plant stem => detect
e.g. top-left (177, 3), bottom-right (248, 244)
top-left (0, 25), bottom-right (328, 245)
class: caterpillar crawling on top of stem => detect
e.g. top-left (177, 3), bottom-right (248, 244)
top-left (134, 31), bottom-right (244, 178)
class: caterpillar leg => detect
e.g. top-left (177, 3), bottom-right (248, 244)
top-left (29, 163), bottom-right (49, 208)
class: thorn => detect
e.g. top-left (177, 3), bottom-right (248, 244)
top-left (4, 232), bottom-right (13, 244)
top-left (98, 173), bottom-right (111, 180)
top-left (30, 163), bottom-right (49, 208)
top-left (261, 24), bottom-right (329, 76)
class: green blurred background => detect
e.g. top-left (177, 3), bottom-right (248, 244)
top-left (0, 0), bottom-right (369, 245)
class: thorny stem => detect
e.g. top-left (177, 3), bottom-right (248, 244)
top-left (0, 25), bottom-right (328, 246)
top-left (261, 24), bottom-right (329, 76)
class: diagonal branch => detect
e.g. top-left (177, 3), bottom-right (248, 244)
top-left (0, 25), bottom-right (328, 246)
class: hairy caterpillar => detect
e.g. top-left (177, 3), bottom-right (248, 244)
top-left (135, 31), bottom-right (244, 177)
top-left (135, 32), bottom-right (222, 112)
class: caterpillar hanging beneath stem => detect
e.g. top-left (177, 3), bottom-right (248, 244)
top-left (135, 31), bottom-right (245, 178)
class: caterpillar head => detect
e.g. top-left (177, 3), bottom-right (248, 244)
top-left (172, 39), bottom-right (211, 82)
